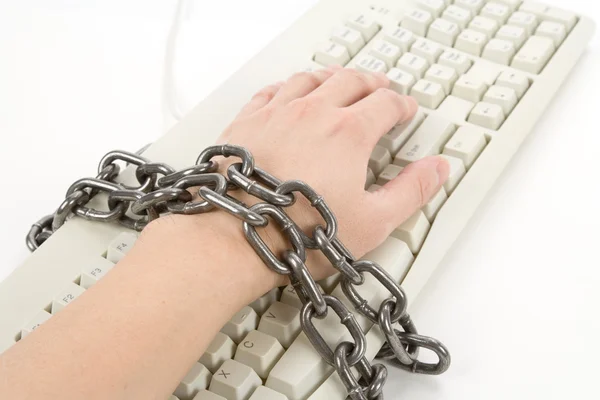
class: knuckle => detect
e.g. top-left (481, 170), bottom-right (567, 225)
top-left (292, 71), bottom-right (323, 88)
top-left (411, 172), bottom-right (434, 207)
top-left (285, 97), bottom-right (318, 120)
top-left (252, 84), bottom-right (279, 101)
top-left (341, 69), bottom-right (374, 91)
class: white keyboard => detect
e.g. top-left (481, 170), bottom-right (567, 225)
top-left (0, 0), bottom-right (594, 399)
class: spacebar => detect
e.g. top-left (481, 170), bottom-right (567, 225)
top-left (265, 237), bottom-right (414, 400)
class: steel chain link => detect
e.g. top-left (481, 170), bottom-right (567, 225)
top-left (25, 145), bottom-right (451, 398)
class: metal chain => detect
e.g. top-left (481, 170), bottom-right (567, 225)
top-left (25, 144), bottom-right (451, 398)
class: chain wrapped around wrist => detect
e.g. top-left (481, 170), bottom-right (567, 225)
top-left (26, 144), bottom-right (451, 399)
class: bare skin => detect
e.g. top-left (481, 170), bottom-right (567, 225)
top-left (0, 66), bottom-right (449, 400)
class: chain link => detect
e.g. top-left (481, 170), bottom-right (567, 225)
top-left (25, 145), bottom-right (451, 398)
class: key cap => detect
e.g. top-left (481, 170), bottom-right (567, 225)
top-left (52, 282), bottom-right (86, 314)
top-left (169, 396), bottom-right (180, 400)
top-left (468, 102), bottom-right (505, 130)
top-left (394, 115), bottom-right (456, 165)
top-left (455, 29), bottom-right (488, 56)
top-left (424, 64), bottom-right (458, 95)
top-left (234, 330), bottom-right (285, 379)
top-left (257, 302), bottom-right (301, 348)
top-left (106, 232), bottom-right (137, 263)
top-left (396, 53), bottom-right (429, 79)
top-left (442, 5), bottom-right (473, 29)
top-left (355, 55), bottom-right (388, 74)
top-left (454, 0), bottom-right (485, 13)
top-left (318, 273), bottom-right (340, 293)
top-left (346, 14), bottom-right (380, 41)
top-left (482, 38), bottom-right (515, 65)
top-left (368, 145), bottom-right (392, 175)
top-left (249, 386), bottom-right (288, 400)
top-left (481, 2), bottom-right (511, 24)
top-left (401, 8), bottom-right (434, 37)
top-left (387, 68), bottom-right (416, 95)
top-left (452, 75), bottom-right (488, 103)
top-left (192, 391), bottom-right (226, 400)
top-left (427, 18), bottom-right (460, 47)
top-left (21, 310), bottom-right (52, 339)
top-left (384, 26), bottom-right (416, 52)
top-left (411, 39), bottom-right (443, 64)
top-left (495, 70), bottom-right (530, 98)
top-left (221, 306), bottom-right (259, 344)
top-left (200, 333), bottom-right (237, 374)
top-left (465, 62), bottom-right (502, 85)
top-left (249, 288), bottom-right (279, 316)
top-left (376, 164), bottom-right (404, 186)
top-left (440, 155), bottom-right (466, 194)
top-left (80, 257), bottom-right (115, 289)
top-left (416, 0), bottom-right (446, 18)
top-left (378, 109), bottom-right (426, 154)
top-left (483, 85), bottom-right (518, 115)
top-left (511, 36), bottom-right (555, 74)
top-left (536, 21), bottom-right (567, 46)
top-left (422, 188), bottom-right (448, 221)
top-left (175, 363), bottom-right (212, 400)
top-left (331, 27), bottom-right (365, 57)
top-left (469, 16), bottom-right (499, 39)
top-left (495, 25), bottom-right (527, 49)
top-left (369, 40), bottom-right (402, 69)
top-left (411, 79), bottom-right (446, 109)
top-left (508, 11), bottom-right (539, 35)
top-left (443, 125), bottom-right (488, 168)
top-left (438, 50), bottom-right (472, 75)
top-left (392, 211), bottom-right (431, 253)
top-left (519, 3), bottom-right (577, 31)
top-left (365, 168), bottom-right (376, 189)
top-left (367, 184), bottom-right (382, 193)
top-left (436, 96), bottom-right (475, 122)
top-left (209, 359), bottom-right (262, 400)
top-left (314, 41), bottom-right (350, 67)
top-left (280, 284), bottom-right (324, 310)
top-left (496, 0), bottom-right (522, 11)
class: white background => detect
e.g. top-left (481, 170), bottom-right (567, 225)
top-left (0, 0), bottom-right (599, 399)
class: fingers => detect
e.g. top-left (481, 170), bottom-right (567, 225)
top-left (269, 66), bottom-right (341, 106)
top-left (367, 156), bottom-right (450, 233)
top-left (346, 89), bottom-right (419, 145)
top-left (236, 82), bottom-right (284, 119)
top-left (307, 68), bottom-right (390, 107)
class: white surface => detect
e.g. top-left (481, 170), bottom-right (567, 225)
top-left (0, 0), bottom-right (598, 399)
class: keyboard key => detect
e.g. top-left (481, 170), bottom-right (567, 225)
top-left (175, 362), bottom-right (212, 400)
top-left (392, 211), bottom-right (431, 253)
top-left (280, 284), bottom-right (323, 310)
top-left (21, 310), bottom-right (52, 339)
top-left (368, 145), bottom-right (392, 175)
top-left (394, 115), bottom-right (456, 165)
top-left (411, 39), bottom-right (443, 64)
top-left (480, 2), bottom-right (511, 24)
top-left (51, 282), bottom-right (86, 314)
top-left (469, 16), bottom-right (499, 39)
top-left (377, 164), bottom-right (404, 186)
top-left (536, 21), bottom-right (567, 46)
top-left (346, 14), bottom-right (380, 41)
top-left (384, 26), bottom-right (416, 52)
top-left (443, 125), bottom-right (488, 168)
top-left (422, 188), bottom-right (448, 221)
top-left (318, 273), bottom-right (340, 293)
top-left (387, 68), bottom-right (416, 95)
top-left (355, 55), bottom-right (388, 73)
top-left (427, 18), bottom-right (460, 47)
top-left (483, 85), bottom-right (518, 115)
top-left (495, 70), bottom-right (530, 98)
top-left (465, 62), bottom-right (502, 85)
top-left (249, 386), bottom-right (288, 400)
top-left (234, 330), bottom-right (285, 379)
top-left (378, 109), bottom-right (426, 154)
top-left (436, 96), bottom-right (475, 122)
top-left (331, 27), bottom-right (365, 56)
top-left (367, 184), bottom-right (382, 193)
top-left (508, 11), bottom-right (539, 35)
top-left (411, 79), bottom-right (446, 109)
top-left (209, 359), bottom-right (262, 400)
top-left (106, 232), bottom-right (138, 263)
top-left (496, 25), bottom-right (528, 49)
top-left (257, 302), bottom-right (301, 348)
top-left (442, 5), bottom-right (473, 29)
top-left (452, 75), bottom-right (488, 103)
top-left (455, 29), bottom-right (488, 56)
top-left (416, 0), bottom-right (446, 18)
top-left (482, 38), bottom-right (516, 65)
top-left (365, 168), bottom-right (376, 189)
top-left (80, 257), bottom-right (115, 289)
top-left (401, 8), bottom-right (434, 37)
top-left (221, 306), bottom-right (259, 344)
top-left (511, 36), bottom-right (555, 73)
top-left (440, 155), bottom-right (466, 194)
top-left (425, 64), bottom-right (458, 95)
top-left (519, 3), bottom-right (577, 31)
top-left (192, 391), bottom-right (226, 400)
top-left (496, 0), bottom-right (522, 11)
top-left (249, 288), bottom-right (279, 316)
top-left (169, 396), bottom-right (180, 400)
top-left (200, 333), bottom-right (237, 374)
top-left (438, 50), bottom-right (472, 75)
top-left (396, 53), bottom-right (429, 79)
top-left (468, 102), bottom-right (505, 130)
top-left (369, 40), bottom-right (402, 69)
top-left (454, 0), bottom-right (485, 13)
top-left (314, 41), bottom-right (350, 67)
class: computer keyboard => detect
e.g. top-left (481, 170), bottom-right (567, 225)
top-left (0, 0), bottom-right (594, 399)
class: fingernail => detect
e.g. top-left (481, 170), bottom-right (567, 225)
top-left (435, 157), bottom-right (450, 186)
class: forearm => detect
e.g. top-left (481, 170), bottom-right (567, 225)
top-left (0, 214), bottom-right (279, 400)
